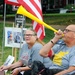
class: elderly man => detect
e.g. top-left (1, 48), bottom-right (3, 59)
top-left (39, 24), bottom-right (75, 75)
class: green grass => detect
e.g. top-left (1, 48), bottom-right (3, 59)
top-left (0, 13), bottom-right (75, 74)
top-left (43, 13), bottom-right (75, 25)
top-left (0, 13), bottom-right (75, 25)
top-left (0, 21), bottom-right (54, 75)
top-left (0, 13), bottom-right (75, 63)
top-left (0, 13), bottom-right (75, 58)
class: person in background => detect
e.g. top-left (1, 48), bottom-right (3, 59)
top-left (39, 24), bottom-right (75, 75)
top-left (0, 28), bottom-right (51, 75)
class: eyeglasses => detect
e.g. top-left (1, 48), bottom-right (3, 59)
top-left (64, 29), bottom-right (75, 33)
top-left (24, 34), bottom-right (36, 37)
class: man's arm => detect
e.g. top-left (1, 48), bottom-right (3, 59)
top-left (55, 66), bottom-right (75, 75)
top-left (39, 29), bottom-right (63, 57)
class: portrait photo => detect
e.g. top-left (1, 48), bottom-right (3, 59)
top-left (5, 27), bottom-right (27, 48)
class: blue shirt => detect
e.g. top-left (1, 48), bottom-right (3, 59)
top-left (49, 40), bottom-right (75, 70)
top-left (19, 42), bottom-right (51, 68)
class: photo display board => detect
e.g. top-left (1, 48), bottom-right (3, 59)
top-left (5, 27), bottom-right (27, 48)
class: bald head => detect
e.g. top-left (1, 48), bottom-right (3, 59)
top-left (66, 24), bottom-right (75, 31)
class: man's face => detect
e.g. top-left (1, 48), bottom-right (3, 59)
top-left (62, 25), bottom-right (75, 42)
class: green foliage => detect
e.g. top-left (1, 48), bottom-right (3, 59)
top-left (0, 13), bottom-right (75, 74)
top-left (64, 4), bottom-right (75, 9)
top-left (0, 13), bottom-right (75, 64)
top-left (43, 28), bottom-right (54, 43)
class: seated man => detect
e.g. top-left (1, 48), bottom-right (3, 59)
top-left (39, 24), bottom-right (75, 75)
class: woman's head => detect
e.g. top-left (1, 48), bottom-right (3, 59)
top-left (24, 28), bottom-right (37, 45)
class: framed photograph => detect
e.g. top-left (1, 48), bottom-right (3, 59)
top-left (5, 27), bottom-right (27, 48)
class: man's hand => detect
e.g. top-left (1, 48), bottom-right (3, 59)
top-left (51, 29), bottom-right (63, 44)
top-left (54, 29), bottom-right (63, 40)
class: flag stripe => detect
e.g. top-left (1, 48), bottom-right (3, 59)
top-left (33, 21), bottom-right (37, 30)
top-left (34, 0), bottom-right (41, 9)
top-left (21, 0), bottom-right (42, 20)
top-left (37, 27), bottom-right (42, 38)
top-left (18, 0), bottom-right (37, 18)
top-left (30, 0), bottom-right (42, 17)
top-left (5, 0), bottom-right (20, 6)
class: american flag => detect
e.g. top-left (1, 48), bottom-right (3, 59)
top-left (5, 0), bottom-right (20, 6)
top-left (18, 0), bottom-right (45, 40)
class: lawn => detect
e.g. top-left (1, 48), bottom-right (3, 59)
top-left (0, 21), bottom-right (54, 75)
top-left (43, 13), bottom-right (75, 25)
top-left (0, 13), bottom-right (75, 25)
top-left (0, 13), bottom-right (75, 61)
top-left (0, 13), bottom-right (75, 74)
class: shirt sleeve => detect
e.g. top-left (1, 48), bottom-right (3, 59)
top-left (52, 40), bottom-right (65, 53)
top-left (52, 44), bottom-right (61, 53)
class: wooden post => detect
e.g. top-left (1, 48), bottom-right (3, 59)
top-left (12, 23), bottom-right (17, 62)
top-left (12, 48), bottom-right (17, 62)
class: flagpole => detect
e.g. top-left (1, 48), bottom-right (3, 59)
top-left (2, 3), bottom-right (6, 63)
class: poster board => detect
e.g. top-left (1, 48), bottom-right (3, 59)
top-left (5, 27), bottom-right (27, 48)
top-left (15, 14), bottom-right (25, 28)
top-left (4, 55), bottom-right (14, 73)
